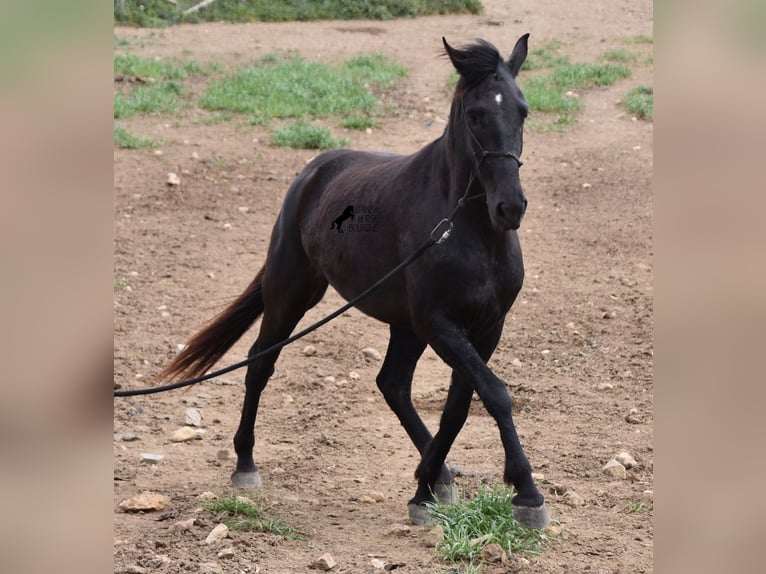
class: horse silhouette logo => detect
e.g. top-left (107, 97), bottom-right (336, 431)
top-left (330, 205), bottom-right (355, 233)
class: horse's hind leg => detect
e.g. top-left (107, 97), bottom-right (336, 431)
top-left (231, 262), bottom-right (328, 488)
top-left (376, 327), bottom-right (455, 502)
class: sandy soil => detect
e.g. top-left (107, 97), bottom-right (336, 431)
top-left (114, 1), bottom-right (653, 572)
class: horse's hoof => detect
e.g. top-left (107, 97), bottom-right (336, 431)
top-left (231, 470), bottom-right (262, 488)
top-left (512, 502), bottom-right (550, 529)
top-left (408, 503), bottom-right (434, 526)
top-left (434, 483), bottom-right (458, 506)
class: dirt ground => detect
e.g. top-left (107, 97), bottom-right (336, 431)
top-left (113, 1), bottom-right (654, 572)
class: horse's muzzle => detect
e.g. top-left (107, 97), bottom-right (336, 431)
top-left (493, 197), bottom-right (527, 230)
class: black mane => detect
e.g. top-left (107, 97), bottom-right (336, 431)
top-left (446, 39), bottom-right (504, 93)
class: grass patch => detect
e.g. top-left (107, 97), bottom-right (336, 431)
top-left (204, 496), bottom-right (297, 538)
top-left (428, 485), bottom-right (548, 566)
top-left (115, 54), bottom-right (205, 80)
top-left (114, 0), bottom-right (483, 26)
top-left (340, 114), bottom-right (378, 130)
top-left (114, 123), bottom-right (159, 149)
top-left (600, 48), bottom-right (636, 64)
top-left (114, 80), bottom-right (183, 118)
top-left (272, 122), bottom-right (349, 150)
top-left (113, 54), bottom-right (211, 119)
top-left (522, 40), bottom-right (567, 71)
top-left (520, 56), bottom-right (631, 131)
top-left (624, 34), bottom-right (653, 45)
top-left (201, 54), bottom-right (406, 122)
top-left (623, 85), bottom-right (653, 120)
top-left (624, 500), bottom-right (651, 514)
top-left (549, 62), bottom-right (631, 89)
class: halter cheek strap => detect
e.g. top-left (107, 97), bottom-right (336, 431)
top-left (460, 99), bottom-right (524, 168)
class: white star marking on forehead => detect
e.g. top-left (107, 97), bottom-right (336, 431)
top-left (495, 93), bottom-right (503, 105)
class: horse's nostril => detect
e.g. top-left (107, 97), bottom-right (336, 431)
top-left (496, 202), bottom-right (507, 220)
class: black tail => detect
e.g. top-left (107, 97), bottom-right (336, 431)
top-left (158, 266), bottom-right (266, 381)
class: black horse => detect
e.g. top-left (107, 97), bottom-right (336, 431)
top-left (329, 205), bottom-right (355, 233)
top-left (160, 35), bottom-right (549, 529)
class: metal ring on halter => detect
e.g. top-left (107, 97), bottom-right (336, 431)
top-left (430, 218), bottom-right (454, 244)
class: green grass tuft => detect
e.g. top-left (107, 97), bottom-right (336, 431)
top-left (201, 54), bottom-right (405, 122)
top-left (428, 484), bottom-right (548, 565)
top-left (623, 85), bottom-right (653, 120)
top-left (549, 62), bottom-right (631, 89)
top-left (114, 80), bottom-right (183, 118)
top-left (204, 496), bottom-right (298, 537)
top-left (272, 122), bottom-right (349, 150)
top-left (114, 54), bottom-right (204, 80)
top-left (522, 40), bottom-right (567, 71)
top-left (520, 57), bottom-right (631, 131)
top-left (114, 123), bottom-right (159, 149)
top-left (340, 114), bottom-right (378, 130)
top-left (600, 48), bottom-right (636, 64)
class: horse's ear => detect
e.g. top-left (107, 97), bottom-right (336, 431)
top-left (507, 33), bottom-right (530, 78)
top-left (442, 37), bottom-right (465, 75)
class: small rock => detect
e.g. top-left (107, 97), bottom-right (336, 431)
top-left (312, 553), bottom-right (336, 570)
top-left (359, 495), bottom-right (376, 504)
top-left (386, 524), bottom-right (411, 537)
top-left (603, 459), bottom-right (628, 479)
top-left (170, 427), bottom-right (200, 442)
top-left (348, 371), bottom-right (360, 381)
top-left (541, 349), bottom-right (551, 356)
top-left (118, 491), bottom-right (171, 512)
top-left (139, 453), bottom-right (163, 464)
top-left (582, 182), bottom-right (592, 189)
top-left (184, 407), bottom-right (203, 427)
top-left (596, 383), bottom-right (614, 391)
top-left (562, 490), bottom-right (585, 507)
top-left (511, 358), bottom-right (523, 367)
top-left (361, 347), bottom-right (382, 361)
top-left (625, 413), bottom-right (641, 424)
top-left (283, 394), bottom-right (294, 404)
top-left (235, 495), bottom-right (256, 506)
top-left (423, 524), bottom-right (444, 548)
top-left (324, 376), bottom-right (336, 384)
top-left (217, 547), bottom-right (236, 559)
top-left (371, 558), bottom-right (386, 569)
top-left (531, 472), bottom-right (545, 481)
top-left (114, 432), bottom-right (139, 442)
top-left (368, 491), bottom-right (385, 502)
top-left (303, 345), bottom-right (317, 356)
top-left (166, 172), bottom-right (180, 186)
top-left (216, 449), bottom-right (233, 460)
top-left (543, 523), bottom-right (563, 537)
top-left (191, 151), bottom-right (200, 160)
top-left (237, 206), bottom-right (250, 213)
top-left (204, 523), bottom-right (229, 545)
top-left (197, 491), bottom-right (217, 501)
top-left (171, 517), bottom-right (197, 533)
top-left (615, 451), bottom-right (637, 468)
top-left (480, 543), bottom-right (507, 564)
top-left (119, 566), bottom-right (148, 574)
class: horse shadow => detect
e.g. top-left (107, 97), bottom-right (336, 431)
top-left (330, 205), bottom-right (355, 233)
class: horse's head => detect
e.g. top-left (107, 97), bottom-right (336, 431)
top-left (444, 35), bottom-right (530, 231)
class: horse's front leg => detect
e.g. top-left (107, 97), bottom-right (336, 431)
top-left (416, 320), bottom-right (549, 529)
